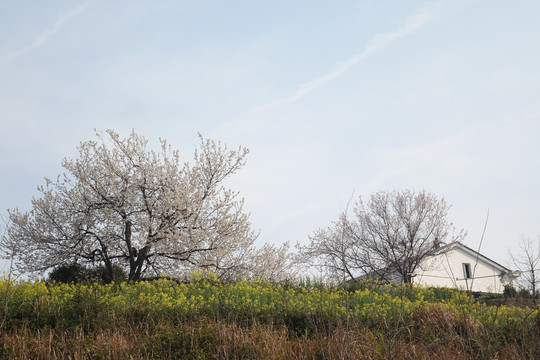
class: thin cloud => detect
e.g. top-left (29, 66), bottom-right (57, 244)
top-left (252, 3), bottom-right (436, 113)
top-left (0, 0), bottom-right (94, 65)
top-left (364, 99), bottom-right (540, 191)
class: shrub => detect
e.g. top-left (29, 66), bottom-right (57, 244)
top-left (503, 284), bottom-right (518, 298)
top-left (48, 263), bottom-right (89, 283)
top-left (48, 263), bottom-right (128, 284)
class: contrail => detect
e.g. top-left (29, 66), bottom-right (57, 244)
top-left (252, 3), bottom-right (436, 113)
top-left (0, 0), bottom-right (94, 65)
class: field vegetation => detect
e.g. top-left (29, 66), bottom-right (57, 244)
top-left (0, 271), bottom-right (538, 359)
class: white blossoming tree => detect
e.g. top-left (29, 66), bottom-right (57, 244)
top-left (2, 130), bottom-right (262, 281)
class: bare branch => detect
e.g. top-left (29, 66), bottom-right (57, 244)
top-left (299, 189), bottom-right (464, 284)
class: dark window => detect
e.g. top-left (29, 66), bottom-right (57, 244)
top-left (462, 263), bottom-right (472, 279)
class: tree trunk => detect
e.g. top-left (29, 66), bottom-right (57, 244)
top-left (128, 246), bottom-right (150, 282)
top-left (102, 251), bottom-right (115, 283)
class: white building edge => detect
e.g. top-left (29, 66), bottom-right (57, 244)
top-left (412, 242), bottom-right (519, 294)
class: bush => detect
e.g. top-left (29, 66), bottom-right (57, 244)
top-left (503, 284), bottom-right (518, 298)
top-left (88, 264), bottom-right (128, 284)
top-left (48, 263), bottom-right (127, 284)
top-left (48, 263), bottom-right (89, 283)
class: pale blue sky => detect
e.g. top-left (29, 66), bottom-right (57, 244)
top-left (1, 0), bottom-right (539, 273)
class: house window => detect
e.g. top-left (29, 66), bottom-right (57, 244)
top-left (462, 263), bottom-right (472, 279)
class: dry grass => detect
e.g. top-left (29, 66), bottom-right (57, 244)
top-left (1, 313), bottom-right (538, 360)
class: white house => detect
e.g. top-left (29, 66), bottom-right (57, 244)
top-left (412, 242), bottom-right (519, 294)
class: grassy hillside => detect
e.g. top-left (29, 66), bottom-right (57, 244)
top-left (0, 272), bottom-right (538, 359)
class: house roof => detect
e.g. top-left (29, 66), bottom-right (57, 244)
top-left (427, 241), bottom-right (511, 273)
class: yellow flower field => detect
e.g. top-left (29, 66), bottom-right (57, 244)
top-left (0, 272), bottom-right (538, 359)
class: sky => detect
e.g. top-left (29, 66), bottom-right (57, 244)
top-left (1, 0), bottom-right (539, 274)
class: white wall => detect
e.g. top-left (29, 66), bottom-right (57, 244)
top-left (413, 247), bottom-right (508, 293)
